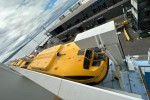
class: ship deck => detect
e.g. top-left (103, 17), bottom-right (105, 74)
top-left (95, 60), bottom-right (149, 100)
top-left (33, 15), bottom-right (150, 99)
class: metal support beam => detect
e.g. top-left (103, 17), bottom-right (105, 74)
top-left (10, 66), bottom-right (142, 100)
top-left (115, 65), bottom-right (125, 90)
top-left (74, 21), bottom-right (125, 89)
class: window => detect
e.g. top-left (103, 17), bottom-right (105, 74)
top-left (77, 50), bottom-right (85, 55)
top-left (83, 50), bottom-right (92, 69)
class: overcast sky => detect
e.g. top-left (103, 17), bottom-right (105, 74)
top-left (0, 0), bottom-right (78, 62)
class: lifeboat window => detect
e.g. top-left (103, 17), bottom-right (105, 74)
top-left (77, 49), bottom-right (85, 55)
top-left (83, 50), bottom-right (92, 69)
top-left (25, 62), bottom-right (30, 65)
top-left (92, 53), bottom-right (105, 66)
top-left (85, 50), bottom-right (92, 59)
top-left (94, 47), bottom-right (101, 52)
top-left (65, 76), bottom-right (94, 80)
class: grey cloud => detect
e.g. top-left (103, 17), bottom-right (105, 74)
top-left (0, 0), bottom-right (79, 62)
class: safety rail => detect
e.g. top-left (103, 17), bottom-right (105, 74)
top-left (10, 66), bottom-right (142, 100)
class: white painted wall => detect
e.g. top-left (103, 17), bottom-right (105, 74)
top-left (11, 66), bottom-right (142, 100)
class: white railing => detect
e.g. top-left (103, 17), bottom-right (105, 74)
top-left (11, 66), bottom-right (142, 100)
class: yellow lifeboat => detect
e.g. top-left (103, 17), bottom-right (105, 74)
top-left (26, 42), bottom-right (109, 84)
top-left (10, 42), bottom-right (109, 84)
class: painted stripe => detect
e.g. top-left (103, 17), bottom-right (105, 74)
top-left (123, 28), bottom-right (130, 41)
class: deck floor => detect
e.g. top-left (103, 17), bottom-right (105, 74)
top-left (115, 16), bottom-right (150, 55)
top-left (95, 60), bottom-right (148, 100)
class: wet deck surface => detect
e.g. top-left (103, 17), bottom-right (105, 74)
top-left (115, 16), bottom-right (150, 56)
top-left (119, 28), bottom-right (150, 55)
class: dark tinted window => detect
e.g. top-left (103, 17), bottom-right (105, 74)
top-left (92, 53), bottom-right (105, 66)
top-left (83, 50), bottom-right (92, 69)
top-left (77, 49), bottom-right (85, 55)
